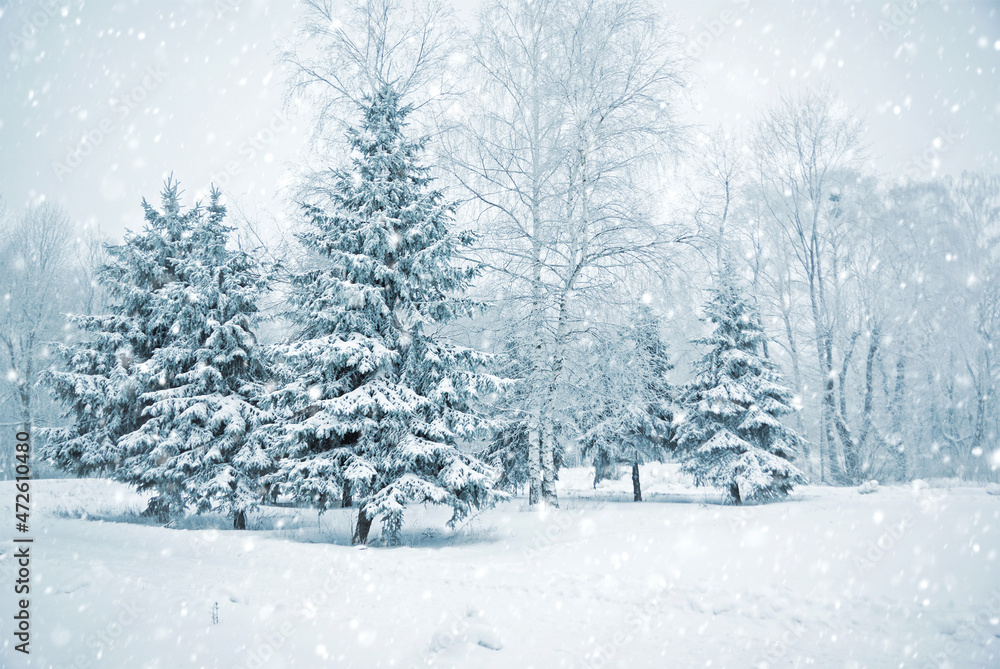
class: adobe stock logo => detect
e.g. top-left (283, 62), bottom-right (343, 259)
top-left (51, 64), bottom-right (170, 181)
top-left (878, 0), bottom-right (929, 40)
top-left (686, 0), bottom-right (751, 58)
top-left (5, 0), bottom-right (63, 51)
top-left (207, 109), bottom-right (293, 191)
top-left (900, 126), bottom-right (963, 180)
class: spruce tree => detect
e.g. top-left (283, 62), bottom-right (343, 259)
top-left (44, 179), bottom-right (269, 526)
top-left (261, 85), bottom-right (501, 544)
top-left (675, 275), bottom-right (807, 503)
top-left (579, 307), bottom-right (674, 501)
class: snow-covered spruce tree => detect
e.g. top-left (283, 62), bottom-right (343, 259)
top-left (674, 274), bottom-right (807, 504)
top-left (44, 179), bottom-right (270, 527)
top-left (261, 85), bottom-right (502, 545)
top-left (578, 307), bottom-right (674, 501)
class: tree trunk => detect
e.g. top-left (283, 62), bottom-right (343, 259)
top-left (353, 507), bottom-right (373, 545)
top-left (969, 354), bottom-right (990, 478)
top-left (779, 300), bottom-right (811, 471)
top-left (341, 479), bottom-right (353, 508)
top-left (859, 331), bottom-right (880, 448)
top-left (890, 355), bottom-right (907, 480)
top-left (527, 422), bottom-right (542, 505)
top-left (821, 334), bottom-right (844, 482)
top-left (16, 361), bottom-right (33, 437)
top-left (814, 199), bottom-right (845, 485)
top-left (233, 509), bottom-right (247, 530)
top-left (804, 266), bottom-right (839, 483)
top-left (540, 420), bottom-right (558, 506)
top-left (526, 44), bottom-right (545, 507)
top-left (537, 276), bottom-right (580, 510)
top-left (632, 461), bottom-right (642, 502)
top-left (526, 235), bottom-right (544, 506)
top-left (729, 483), bottom-right (742, 504)
top-left (142, 494), bottom-right (174, 523)
top-left (835, 331), bottom-right (861, 484)
top-left (802, 221), bottom-right (842, 483)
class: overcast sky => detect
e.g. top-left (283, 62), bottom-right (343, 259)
top-left (1, 0), bottom-right (997, 240)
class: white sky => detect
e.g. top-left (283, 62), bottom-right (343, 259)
top-left (1, 0), bottom-right (997, 239)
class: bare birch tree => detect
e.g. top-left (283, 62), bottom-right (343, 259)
top-left (949, 171), bottom-right (1000, 478)
top-left (0, 202), bottom-right (74, 433)
top-left (752, 90), bottom-right (866, 483)
top-left (453, 0), bottom-right (686, 506)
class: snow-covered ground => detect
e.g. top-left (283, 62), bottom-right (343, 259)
top-left (1, 466), bottom-right (998, 668)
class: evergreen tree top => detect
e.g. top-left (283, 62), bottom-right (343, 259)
top-left (697, 271), bottom-right (768, 354)
top-left (291, 84), bottom-right (477, 345)
top-left (348, 86), bottom-right (430, 185)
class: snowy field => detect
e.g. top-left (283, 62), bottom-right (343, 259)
top-left (1, 467), bottom-right (998, 668)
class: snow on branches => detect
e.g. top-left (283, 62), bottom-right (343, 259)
top-left (675, 273), bottom-right (807, 504)
top-left (44, 178), bottom-right (270, 526)
top-left (258, 86), bottom-right (503, 544)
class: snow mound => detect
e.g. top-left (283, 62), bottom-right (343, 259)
top-left (857, 480), bottom-right (879, 494)
top-left (428, 607), bottom-right (504, 661)
top-left (911, 479), bottom-right (930, 491)
top-left (986, 483), bottom-right (1000, 496)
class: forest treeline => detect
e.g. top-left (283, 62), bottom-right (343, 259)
top-left (1, 0), bottom-right (996, 543)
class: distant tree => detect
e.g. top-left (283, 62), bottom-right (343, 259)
top-left (948, 171), bottom-right (1000, 478)
top-left (44, 180), bottom-right (270, 527)
top-left (0, 202), bottom-right (74, 434)
top-left (675, 274), bottom-right (807, 504)
top-left (752, 89), bottom-right (867, 483)
top-left (898, 171), bottom-right (1000, 480)
top-left (71, 222), bottom-right (111, 318)
top-left (578, 306), bottom-right (674, 501)
top-left (479, 342), bottom-right (566, 495)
